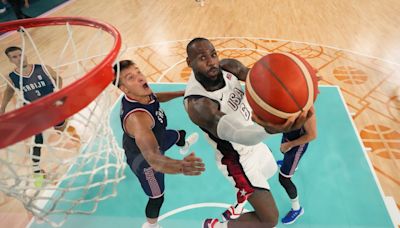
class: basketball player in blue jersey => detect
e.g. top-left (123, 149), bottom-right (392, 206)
top-left (1, 46), bottom-right (65, 187)
top-left (276, 106), bottom-right (316, 224)
top-left (184, 37), bottom-right (313, 228)
top-left (113, 60), bottom-right (204, 228)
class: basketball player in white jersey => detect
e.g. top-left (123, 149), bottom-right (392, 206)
top-left (184, 38), bottom-right (312, 228)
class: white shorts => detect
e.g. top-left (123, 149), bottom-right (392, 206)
top-left (214, 142), bottom-right (278, 201)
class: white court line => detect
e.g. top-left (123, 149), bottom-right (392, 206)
top-left (335, 86), bottom-right (398, 226)
top-left (158, 202), bottom-right (249, 221)
top-left (156, 59), bottom-right (186, 83)
top-left (384, 196), bottom-right (400, 226)
top-left (124, 37), bottom-right (400, 67)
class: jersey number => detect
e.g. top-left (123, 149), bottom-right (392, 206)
top-left (35, 90), bottom-right (41, 97)
top-left (240, 103), bottom-right (250, 120)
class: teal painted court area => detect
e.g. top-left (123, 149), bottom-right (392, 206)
top-left (31, 84), bottom-right (393, 228)
top-left (0, 0), bottom-right (69, 22)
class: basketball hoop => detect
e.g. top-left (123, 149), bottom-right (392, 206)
top-left (0, 17), bottom-right (121, 148)
top-left (0, 17), bottom-right (125, 227)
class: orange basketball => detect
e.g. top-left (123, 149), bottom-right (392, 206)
top-left (246, 53), bottom-right (319, 124)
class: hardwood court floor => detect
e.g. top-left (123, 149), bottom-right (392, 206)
top-left (0, 1), bottom-right (399, 227)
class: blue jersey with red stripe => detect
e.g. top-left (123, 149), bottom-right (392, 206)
top-left (119, 94), bottom-right (168, 153)
top-left (280, 126), bottom-right (309, 176)
top-left (9, 64), bottom-right (55, 102)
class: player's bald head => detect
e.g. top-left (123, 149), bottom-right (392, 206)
top-left (186, 37), bottom-right (213, 60)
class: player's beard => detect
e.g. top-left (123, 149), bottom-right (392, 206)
top-left (195, 70), bottom-right (225, 91)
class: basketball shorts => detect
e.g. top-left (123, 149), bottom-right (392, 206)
top-left (214, 142), bottom-right (277, 203)
top-left (124, 129), bottom-right (180, 198)
top-left (280, 142), bottom-right (308, 178)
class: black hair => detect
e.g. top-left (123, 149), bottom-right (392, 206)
top-left (4, 46), bottom-right (22, 56)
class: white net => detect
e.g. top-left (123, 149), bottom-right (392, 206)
top-left (0, 19), bottom-right (126, 227)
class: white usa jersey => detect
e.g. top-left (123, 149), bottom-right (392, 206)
top-left (184, 70), bottom-right (255, 152)
top-left (184, 70), bottom-right (277, 193)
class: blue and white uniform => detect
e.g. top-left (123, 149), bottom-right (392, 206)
top-left (280, 127), bottom-right (309, 178)
top-left (120, 94), bottom-right (181, 198)
top-left (9, 64), bottom-right (65, 127)
top-left (9, 64), bottom-right (55, 102)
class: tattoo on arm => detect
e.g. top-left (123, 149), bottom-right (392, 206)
top-left (186, 97), bottom-right (223, 137)
top-left (220, 58), bottom-right (250, 81)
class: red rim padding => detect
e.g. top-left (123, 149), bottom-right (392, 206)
top-left (0, 17), bottom-right (121, 148)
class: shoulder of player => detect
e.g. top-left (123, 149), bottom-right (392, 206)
top-left (3, 75), bottom-right (14, 90)
top-left (123, 110), bottom-right (154, 138)
top-left (5, 72), bottom-right (14, 81)
top-left (44, 65), bottom-right (56, 76)
top-left (186, 96), bottom-right (220, 121)
top-left (8, 67), bottom-right (19, 76)
top-left (34, 64), bottom-right (56, 76)
top-left (127, 110), bottom-right (152, 121)
top-left (33, 64), bottom-right (53, 69)
top-left (220, 59), bottom-right (245, 73)
top-left (185, 95), bottom-right (222, 133)
top-left (220, 58), bottom-right (249, 81)
top-left (186, 95), bottom-right (218, 108)
top-left (220, 59), bottom-right (238, 74)
top-left (125, 109), bottom-right (154, 129)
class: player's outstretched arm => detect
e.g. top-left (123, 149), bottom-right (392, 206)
top-left (220, 58), bottom-right (250, 81)
top-left (126, 111), bottom-right (205, 175)
top-left (46, 65), bottom-right (63, 89)
top-left (252, 108), bottom-right (314, 134)
top-left (186, 96), bottom-right (269, 145)
top-left (155, 91), bottom-right (184, 102)
top-left (281, 106), bottom-right (317, 152)
top-left (0, 85), bottom-right (15, 114)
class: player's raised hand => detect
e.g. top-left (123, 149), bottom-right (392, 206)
top-left (181, 152), bottom-right (205, 176)
top-left (252, 109), bottom-right (313, 134)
